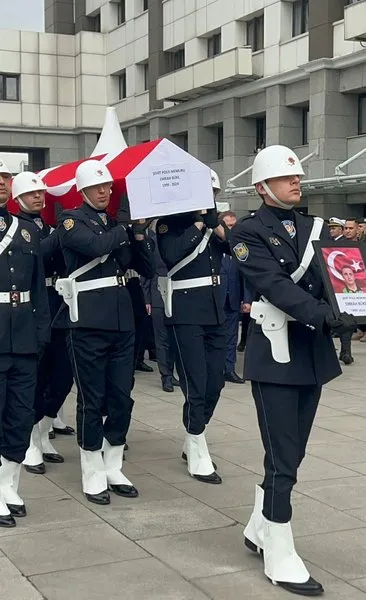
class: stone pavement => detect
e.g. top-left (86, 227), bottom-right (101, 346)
top-left (2, 341), bottom-right (366, 600)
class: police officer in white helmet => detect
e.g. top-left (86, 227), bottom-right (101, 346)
top-left (230, 145), bottom-right (356, 595)
top-left (0, 163), bottom-right (50, 527)
top-left (53, 159), bottom-right (155, 505)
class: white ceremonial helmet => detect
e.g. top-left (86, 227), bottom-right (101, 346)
top-left (0, 159), bottom-right (12, 176)
top-left (211, 169), bottom-right (221, 191)
top-left (12, 171), bottom-right (46, 199)
top-left (76, 159), bottom-right (113, 192)
top-left (328, 217), bottom-right (345, 227)
top-left (251, 145), bottom-right (304, 210)
top-left (252, 145), bottom-right (304, 185)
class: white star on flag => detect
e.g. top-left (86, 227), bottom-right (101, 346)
top-left (350, 260), bottom-right (362, 272)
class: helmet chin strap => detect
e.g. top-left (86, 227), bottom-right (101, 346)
top-left (82, 190), bottom-right (97, 209)
top-left (18, 196), bottom-right (45, 212)
top-left (262, 181), bottom-right (295, 211)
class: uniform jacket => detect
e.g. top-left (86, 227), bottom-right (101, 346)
top-left (19, 212), bottom-right (66, 320)
top-left (220, 254), bottom-right (242, 311)
top-left (157, 213), bottom-right (229, 326)
top-left (0, 208), bottom-right (50, 354)
top-left (53, 203), bottom-right (155, 331)
top-left (141, 230), bottom-right (166, 310)
top-left (230, 204), bottom-right (342, 386)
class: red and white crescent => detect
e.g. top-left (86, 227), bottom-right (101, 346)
top-left (327, 250), bottom-right (347, 281)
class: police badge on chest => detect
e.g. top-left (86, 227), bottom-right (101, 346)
top-left (0, 217), bottom-right (6, 232)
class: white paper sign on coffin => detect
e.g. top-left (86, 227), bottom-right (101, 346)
top-left (125, 138), bottom-right (214, 220)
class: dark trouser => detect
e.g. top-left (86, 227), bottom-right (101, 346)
top-left (34, 328), bottom-right (74, 424)
top-left (340, 331), bottom-right (352, 355)
top-left (172, 323), bottom-right (226, 435)
top-left (152, 307), bottom-right (175, 378)
top-left (251, 381), bottom-right (321, 523)
top-left (66, 328), bottom-right (135, 451)
top-left (0, 353), bottom-right (37, 463)
top-left (239, 313), bottom-right (250, 348)
top-left (224, 304), bottom-right (240, 373)
top-left (137, 315), bottom-right (155, 364)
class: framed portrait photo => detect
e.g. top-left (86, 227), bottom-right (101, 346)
top-left (313, 240), bottom-right (366, 324)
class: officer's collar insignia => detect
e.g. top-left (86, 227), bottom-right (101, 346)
top-left (233, 242), bottom-right (249, 262)
top-left (90, 219), bottom-right (99, 226)
top-left (98, 213), bottom-right (108, 226)
top-left (158, 223), bottom-right (168, 234)
top-left (63, 218), bottom-right (75, 231)
top-left (269, 236), bottom-right (281, 246)
top-left (0, 216), bottom-right (7, 232)
top-left (21, 228), bottom-right (31, 243)
top-left (34, 217), bottom-right (43, 230)
top-left (281, 220), bottom-right (296, 239)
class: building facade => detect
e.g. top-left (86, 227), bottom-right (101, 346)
top-left (0, 0), bottom-right (366, 215)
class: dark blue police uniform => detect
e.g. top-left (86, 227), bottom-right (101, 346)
top-left (18, 212), bottom-right (73, 424)
top-left (220, 254), bottom-right (242, 375)
top-left (53, 203), bottom-right (155, 451)
top-left (157, 212), bottom-right (228, 435)
top-left (230, 204), bottom-right (341, 522)
top-left (0, 208), bottom-right (50, 463)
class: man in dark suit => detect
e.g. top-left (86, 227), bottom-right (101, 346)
top-left (219, 211), bottom-right (244, 384)
top-left (141, 223), bottom-right (179, 392)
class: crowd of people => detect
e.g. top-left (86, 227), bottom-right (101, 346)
top-left (0, 142), bottom-right (361, 597)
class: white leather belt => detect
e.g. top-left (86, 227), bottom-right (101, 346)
top-left (172, 275), bottom-right (220, 291)
top-left (75, 275), bottom-right (125, 293)
top-left (0, 290), bottom-right (30, 304)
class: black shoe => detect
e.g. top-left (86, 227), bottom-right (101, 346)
top-left (192, 472), bottom-right (222, 484)
top-left (244, 537), bottom-right (263, 555)
top-left (162, 377), bottom-right (174, 392)
top-left (7, 504), bottom-right (26, 518)
top-left (53, 426), bottom-right (75, 435)
top-left (181, 452), bottom-right (217, 471)
top-left (339, 352), bottom-right (354, 365)
top-left (172, 376), bottom-right (180, 387)
top-left (25, 463), bottom-right (46, 475)
top-left (224, 371), bottom-right (245, 384)
top-left (237, 343), bottom-right (245, 352)
top-left (85, 490), bottom-right (110, 505)
top-left (277, 576), bottom-right (324, 596)
top-left (0, 514), bottom-right (16, 528)
top-left (43, 453), bottom-right (64, 464)
top-left (109, 484), bottom-right (139, 498)
top-left (136, 361), bottom-right (154, 373)
top-left (49, 430), bottom-right (56, 440)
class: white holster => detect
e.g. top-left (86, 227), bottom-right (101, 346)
top-left (158, 228), bottom-right (213, 318)
top-left (250, 217), bottom-right (324, 364)
top-left (56, 254), bottom-right (110, 323)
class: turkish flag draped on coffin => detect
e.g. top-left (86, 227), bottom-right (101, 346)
top-left (8, 138), bottom-right (214, 225)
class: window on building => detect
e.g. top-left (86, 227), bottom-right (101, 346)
top-left (358, 95), bottom-right (366, 134)
top-left (117, 0), bottom-right (126, 25)
top-left (165, 48), bottom-right (185, 73)
top-left (247, 15), bottom-right (264, 52)
top-left (118, 71), bottom-right (127, 100)
top-left (292, 0), bottom-right (309, 37)
top-left (216, 125), bottom-right (224, 160)
top-left (143, 63), bottom-right (149, 90)
top-left (173, 132), bottom-right (188, 152)
top-left (207, 33), bottom-right (221, 58)
top-left (143, 0), bottom-right (148, 11)
top-left (0, 74), bottom-right (20, 101)
top-left (302, 108), bottom-right (309, 145)
top-left (255, 116), bottom-right (266, 151)
top-left (91, 11), bottom-right (101, 32)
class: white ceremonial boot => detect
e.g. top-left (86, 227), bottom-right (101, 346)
top-left (39, 417), bottom-right (64, 464)
top-left (80, 448), bottom-right (109, 505)
top-left (0, 457), bottom-right (26, 517)
top-left (103, 440), bottom-right (138, 498)
top-left (263, 517), bottom-right (324, 596)
top-left (53, 405), bottom-right (74, 435)
top-left (185, 432), bottom-right (221, 484)
top-left (244, 484), bottom-right (264, 554)
top-left (23, 424), bottom-right (45, 474)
